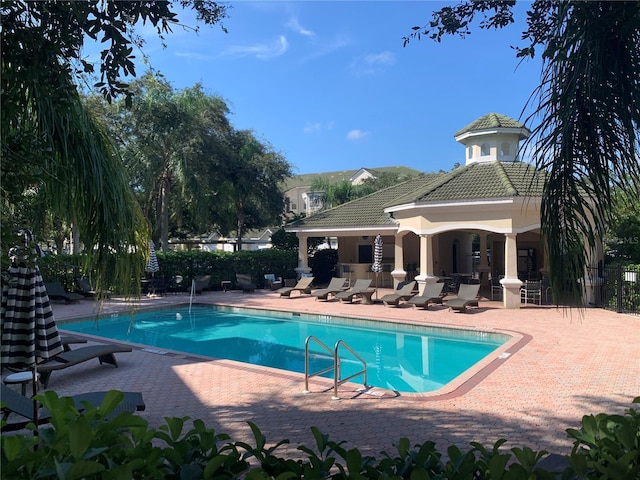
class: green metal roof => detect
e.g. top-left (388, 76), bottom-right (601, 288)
top-left (287, 162), bottom-right (546, 230)
top-left (454, 113), bottom-right (530, 138)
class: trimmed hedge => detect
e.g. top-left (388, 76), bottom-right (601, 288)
top-left (38, 249), bottom-right (298, 293)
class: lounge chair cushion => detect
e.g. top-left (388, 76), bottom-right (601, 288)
top-left (311, 277), bottom-right (348, 300)
top-left (37, 344), bottom-right (133, 388)
top-left (277, 276), bottom-right (314, 297)
top-left (264, 274), bottom-right (283, 290)
top-left (335, 279), bottom-right (372, 302)
top-left (445, 284), bottom-right (481, 312)
top-left (407, 282), bottom-right (446, 309)
top-left (381, 281), bottom-right (416, 306)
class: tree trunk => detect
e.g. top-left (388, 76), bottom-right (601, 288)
top-left (160, 174), bottom-right (171, 252)
top-left (236, 203), bottom-right (244, 252)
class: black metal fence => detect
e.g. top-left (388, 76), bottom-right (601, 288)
top-left (588, 264), bottom-right (640, 315)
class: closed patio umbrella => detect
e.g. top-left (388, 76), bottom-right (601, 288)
top-left (146, 240), bottom-right (160, 295)
top-left (372, 234), bottom-right (383, 299)
top-left (1, 229), bottom-right (63, 425)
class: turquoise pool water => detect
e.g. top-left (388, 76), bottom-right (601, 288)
top-left (61, 305), bottom-right (508, 393)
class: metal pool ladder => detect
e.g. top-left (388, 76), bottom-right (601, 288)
top-left (303, 335), bottom-right (367, 400)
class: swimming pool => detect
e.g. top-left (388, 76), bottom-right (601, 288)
top-left (60, 305), bottom-right (509, 393)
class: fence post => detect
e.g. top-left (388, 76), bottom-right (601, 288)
top-left (617, 264), bottom-right (623, 313)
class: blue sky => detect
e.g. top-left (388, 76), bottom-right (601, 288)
top-left (119, 1), bottom-right (543, 175)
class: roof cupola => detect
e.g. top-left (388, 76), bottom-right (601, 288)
top-left (454, 113), bottom-right (530, 165)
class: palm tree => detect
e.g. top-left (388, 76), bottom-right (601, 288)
top-left (114, 74), bottom-right (233, 251)
top-left (405, 1), bottom-right (640, 305)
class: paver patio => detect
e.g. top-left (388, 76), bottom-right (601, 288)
top-left (40, 290), bottom-right (640, 459)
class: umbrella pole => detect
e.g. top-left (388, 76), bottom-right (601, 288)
top-left (376, 272), bottom-right (379, 300)
top-left (32, 366), bottom-right (39, 436)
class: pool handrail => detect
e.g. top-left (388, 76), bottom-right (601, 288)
top-left (303, 335), bottom-right (368, 400)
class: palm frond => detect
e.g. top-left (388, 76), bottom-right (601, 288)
top-left (525, 1), bottom-right (640, 305)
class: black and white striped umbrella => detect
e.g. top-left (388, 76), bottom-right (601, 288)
top-left (146, 240), bottom-right (160, 274)
top-left (1, 264), bottom-right (63, 370)
top-left (372, 234), bottom-right (383, 299)
top-left (372, 234), bottom-right (383, 274)
top-left (1, 229), bottom-right (63, 421)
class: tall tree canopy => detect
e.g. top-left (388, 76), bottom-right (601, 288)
top-left (1, 1), bottom-right (228, 289)
top-left (405, 1), bottom-right (640, 305)
top-left (86, 77), bottom-right (292, 252)
top-left (218, 130), bottom-right (293, 250)
top-left (87, 73), bottom-right (235, 251)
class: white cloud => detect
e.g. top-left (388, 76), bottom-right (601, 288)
top-left (222, 35), bottom-right (289, 60)
top-left (346, 129), bottom-right (369, 140)
top-left (349, 50), bottom-right (395, 76)
top-left (304, 122), bottom-right (321, 133)
top-left (286, 16), bottom-right (314, 37)
top-left (300, 34), bottom-right (351, 63)
top-left (304, 121), bottom-right (336, 133)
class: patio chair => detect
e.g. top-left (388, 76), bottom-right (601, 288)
top-left (75, 277), bottom-right (111, 298)
top-left (276, 276), bottom-right (314, 297)
top-left (235, 274), bottom-right (256, 293)
top-left (334, 279), bottom-right (372, 303)
top-left (444, 283), bottom-right (481, 312)
top-left (520, 280), bottom-right (542, 305)
top-left (264, 273), bottom-right (283, 290)
top-left (44, 282), bottom-right (84, 303)
top-left (407, 282), bottom-right (446, 309)
top-left (37, 344), bottom-right (133, 388)
top-left (1, 384), bottom-right (145, 432)
top-left (311, 277), bottom-right (348, 300)
top-left (380, 281), bottom-right (417, 307)
top-left (490, 275), bottom-right (504, 301)
top-left (193, 275), bottom-right (212, 294)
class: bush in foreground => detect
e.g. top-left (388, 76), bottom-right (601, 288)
top-left (2, 392), bottom-right (638, 479)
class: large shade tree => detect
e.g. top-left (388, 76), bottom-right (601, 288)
top-left (405, 1), bottom-right (640, 305)
top-left (90, 73), bottom-right (235, 251)
top-left (1, 0), bottom-right (228, 289)
top-left (218, 130), bottom-right (293, 250)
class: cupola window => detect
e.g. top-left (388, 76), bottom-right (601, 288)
top-left (481, 143), bottom-right (491, 156)
top-left (467, 146), bottom-right (473, 159)
top-left (500, 142), bottom-right (510, 156)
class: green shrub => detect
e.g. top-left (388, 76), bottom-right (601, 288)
top-left (3, 393), bottom-right (638, 479)
top-left (37, 250), bottom-right (297, 293)
top-left (309, 248), bottom-right (338, 285)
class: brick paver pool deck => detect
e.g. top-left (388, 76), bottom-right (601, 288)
top-left (41, 290), bottom-right (639, 459)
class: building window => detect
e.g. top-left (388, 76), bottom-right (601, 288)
top-left (467, 146), bottom-right (473, 159)
top-left (500, 142), bottom-right (510, 156)
top-left (481, 143), bottom-right (490, 156)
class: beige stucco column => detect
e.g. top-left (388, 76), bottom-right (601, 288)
top-left (295, 235), bottom-right (312, 278)
top-left (478, 234), bottom-right (490, 288)
top-left (391, 232), bottom-right (407, 288)
top-left (415, 234), bottom-right (438, 290)
top-left (500, 233), bottom-right (522, 308)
